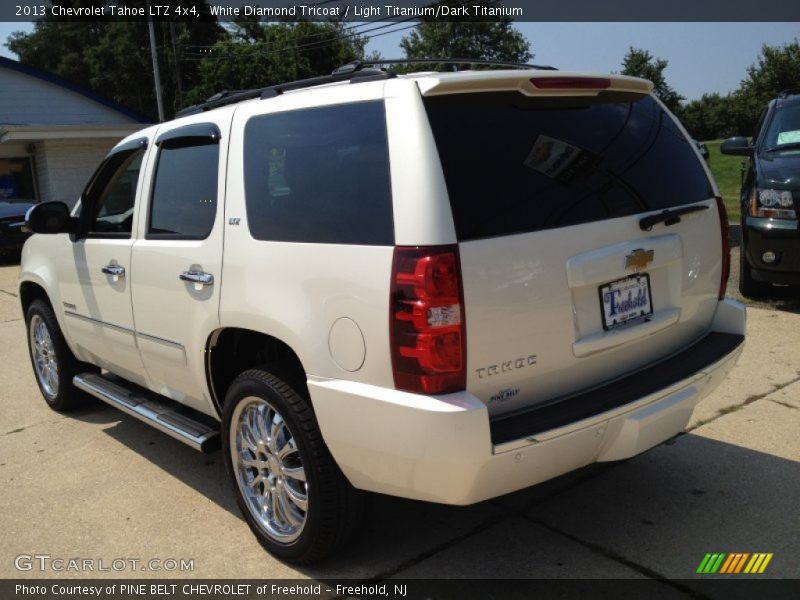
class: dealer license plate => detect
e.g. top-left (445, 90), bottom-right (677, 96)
top-left (599, 274), bottom-right (653, 330)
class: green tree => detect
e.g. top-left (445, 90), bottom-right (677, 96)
top-left (188, 21), bottom-right (372, 104)
top-left (398, 0), bottom-right (532, 71)
top-left (680, 93), bottom-right (737, 140)
top-left (732, 39), bottom-right (800, 135)
top-left (620, 47), bottom-right (683, 114)
top-left (5, 1), bottom-right (224, 120)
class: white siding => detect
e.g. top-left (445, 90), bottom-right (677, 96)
top-left (0, 67), bottom-right (141, 126)
top-left (34, 140), bottom-right (115, 207)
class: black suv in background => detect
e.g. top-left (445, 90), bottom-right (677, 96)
top-left (0, 199), bottom-right (34, 257)
top-left (722, 90), bottom-right (800, 296)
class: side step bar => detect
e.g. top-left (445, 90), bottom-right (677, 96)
top-left (74, 373), bottom-right (220, 452)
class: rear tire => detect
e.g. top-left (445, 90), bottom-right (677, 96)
top-left (222, 368), bottom-right (361, 564)
top-left (25, 299), bottom-right (96, 412)
top-left (739, 248), bottom-right (771, 297)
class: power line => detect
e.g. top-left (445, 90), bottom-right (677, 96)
top-left (179, 0), bottom-right (490, 62)
top-left (180, 22), bottom-right (418, 62)
top-left (185, 0), bottom-right (411, 50)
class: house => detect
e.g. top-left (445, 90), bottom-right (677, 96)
top-left (0, 56), bottom-right (151, 208)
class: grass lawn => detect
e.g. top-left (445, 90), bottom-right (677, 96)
top-left (703, 139), bottom-right (746, 222)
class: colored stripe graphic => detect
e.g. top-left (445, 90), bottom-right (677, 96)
top-left (759, 553), bottom-right (773, 573)
top-left (720, 553), bottom-right (738, 573)
top-left (697, 553), bottom-right (727, 573)
top-left (745, 554), bottom-right (761, 573)
top-left (697, 553), bottom-right (713, 573)
top-left (719, 553), bottom-right (736, 573)
top-left (711, 553), bottom-right (726, 573)
top-left (734, 553), bottom-right (750, 573)
top-left (700, 552), bottom-right (773, 574)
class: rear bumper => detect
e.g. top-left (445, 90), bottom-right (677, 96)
top-left (743, 216), bottom-right (800, 284)
top-left (309, 299), bottom-right (745, 505)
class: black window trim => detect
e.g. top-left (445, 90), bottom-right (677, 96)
top-left (76, 146), bottom-right (147, 241)
top-left (146, 127), bottom-right (221, 241)
top-left (111, 136), bottom-right (148, 156)
top-left (155, 122), bottom-right (221, 148)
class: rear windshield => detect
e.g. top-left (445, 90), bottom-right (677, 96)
top-left (424, 92), bottom-right (714, 241)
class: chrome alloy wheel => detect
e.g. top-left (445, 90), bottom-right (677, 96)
top-left (230, 396), bottom-right (308, 543)
top-left (29, 314), bottom-right (59, 399)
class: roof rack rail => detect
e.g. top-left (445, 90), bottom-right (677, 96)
top-left (356, 58), bottom-right (558, 71)
top-left (175, 64), bottom-right (394, 118)
top-left (174, 58), bottom-right (557, 118)
top-left (778, 88), bottom-right (800, 98)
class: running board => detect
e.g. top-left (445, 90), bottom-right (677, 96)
top-left (73, 373), bottom-right (220, 452)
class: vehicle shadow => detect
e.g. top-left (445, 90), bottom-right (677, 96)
top-left (73, 402), bottom-right (800, 582)
top-left (70, 403), bottom-right (240, 518)
top-left (300, 432), bottom-right (800, 583)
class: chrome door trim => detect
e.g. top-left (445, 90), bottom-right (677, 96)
top-left (64, 311), bottom-right (134, 334)
top-left (135, 330), bottom-right (185, 350)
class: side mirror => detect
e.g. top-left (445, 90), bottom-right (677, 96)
top-left (24, 202), bottom-right (76, 234)
top-left (720, 136), bottom-right (753, 156)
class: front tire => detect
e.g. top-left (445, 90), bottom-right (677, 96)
top-left (25, 299), bottom-right (95, 411)
top-left (222, 368), bottom-right (361, 564)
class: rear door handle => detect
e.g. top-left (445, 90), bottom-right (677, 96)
top-left (180, 271), bottom-right (214, 286)
top-left (101, 264), bottom-right (125, 278)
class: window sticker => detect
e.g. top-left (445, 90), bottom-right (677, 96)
top-left (523, 135), bottom-right (600, 185)
top-left (524, 135), bottom-right (581, 178)
top-left (777, 130), bottom-right (800, 145)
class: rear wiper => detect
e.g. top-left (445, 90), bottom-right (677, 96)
top-left (765, 142), bottom-right (800, 153)
top-left (639, 204), bottom-right (709, 231)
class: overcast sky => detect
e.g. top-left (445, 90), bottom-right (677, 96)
top-left (1, 21), bottom-right (798, 101)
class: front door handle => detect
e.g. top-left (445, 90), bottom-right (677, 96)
top-left (180, 271), bottom-right (214, 286)
top-left (101, 264), bottom-right (125, 278)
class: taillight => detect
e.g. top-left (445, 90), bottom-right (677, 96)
top-left (716, 196), bottom-right (730, 300)
top-left (531, 77), bottom-right (611, 90)
top-left (390, 245), bottom-right (466, 394)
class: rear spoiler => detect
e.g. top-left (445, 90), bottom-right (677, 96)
top-left (415, 71), bottom-right (654, 97)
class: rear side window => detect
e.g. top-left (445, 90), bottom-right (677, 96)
top-left (424, 92), bottom-right (714, 241)
top-left (243, 101), bottom-right (393, 245)
top-left (148, 143), bottom-right (219, 239)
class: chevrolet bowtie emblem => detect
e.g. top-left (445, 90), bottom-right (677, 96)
top-left (625, 248), bottom-right (654, 271)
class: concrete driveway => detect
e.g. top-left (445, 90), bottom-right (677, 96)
top-left (1, 251), bottom-right (798, 590)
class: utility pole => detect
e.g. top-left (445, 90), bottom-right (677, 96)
top-left (169, 22), bottom-right (183, 105)
top-left (146, 0), bottom-right (165, 122)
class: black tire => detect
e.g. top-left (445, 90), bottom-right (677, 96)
top-left (222, 368), bottom-right (361, 564)
top-left (25, 299), bottom-right (96, 411)
top-left (739, 247), bottom-right (771, 297)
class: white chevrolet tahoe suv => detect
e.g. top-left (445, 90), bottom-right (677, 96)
top-left (20, 63), bottom-right (745, 564)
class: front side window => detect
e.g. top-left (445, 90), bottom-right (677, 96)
top-left (82, 149), bottom-right (144, 237)
top-left (148, 143), bottom-right (219, 239)
top-left (243, 101), bottom-right (393, 245)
